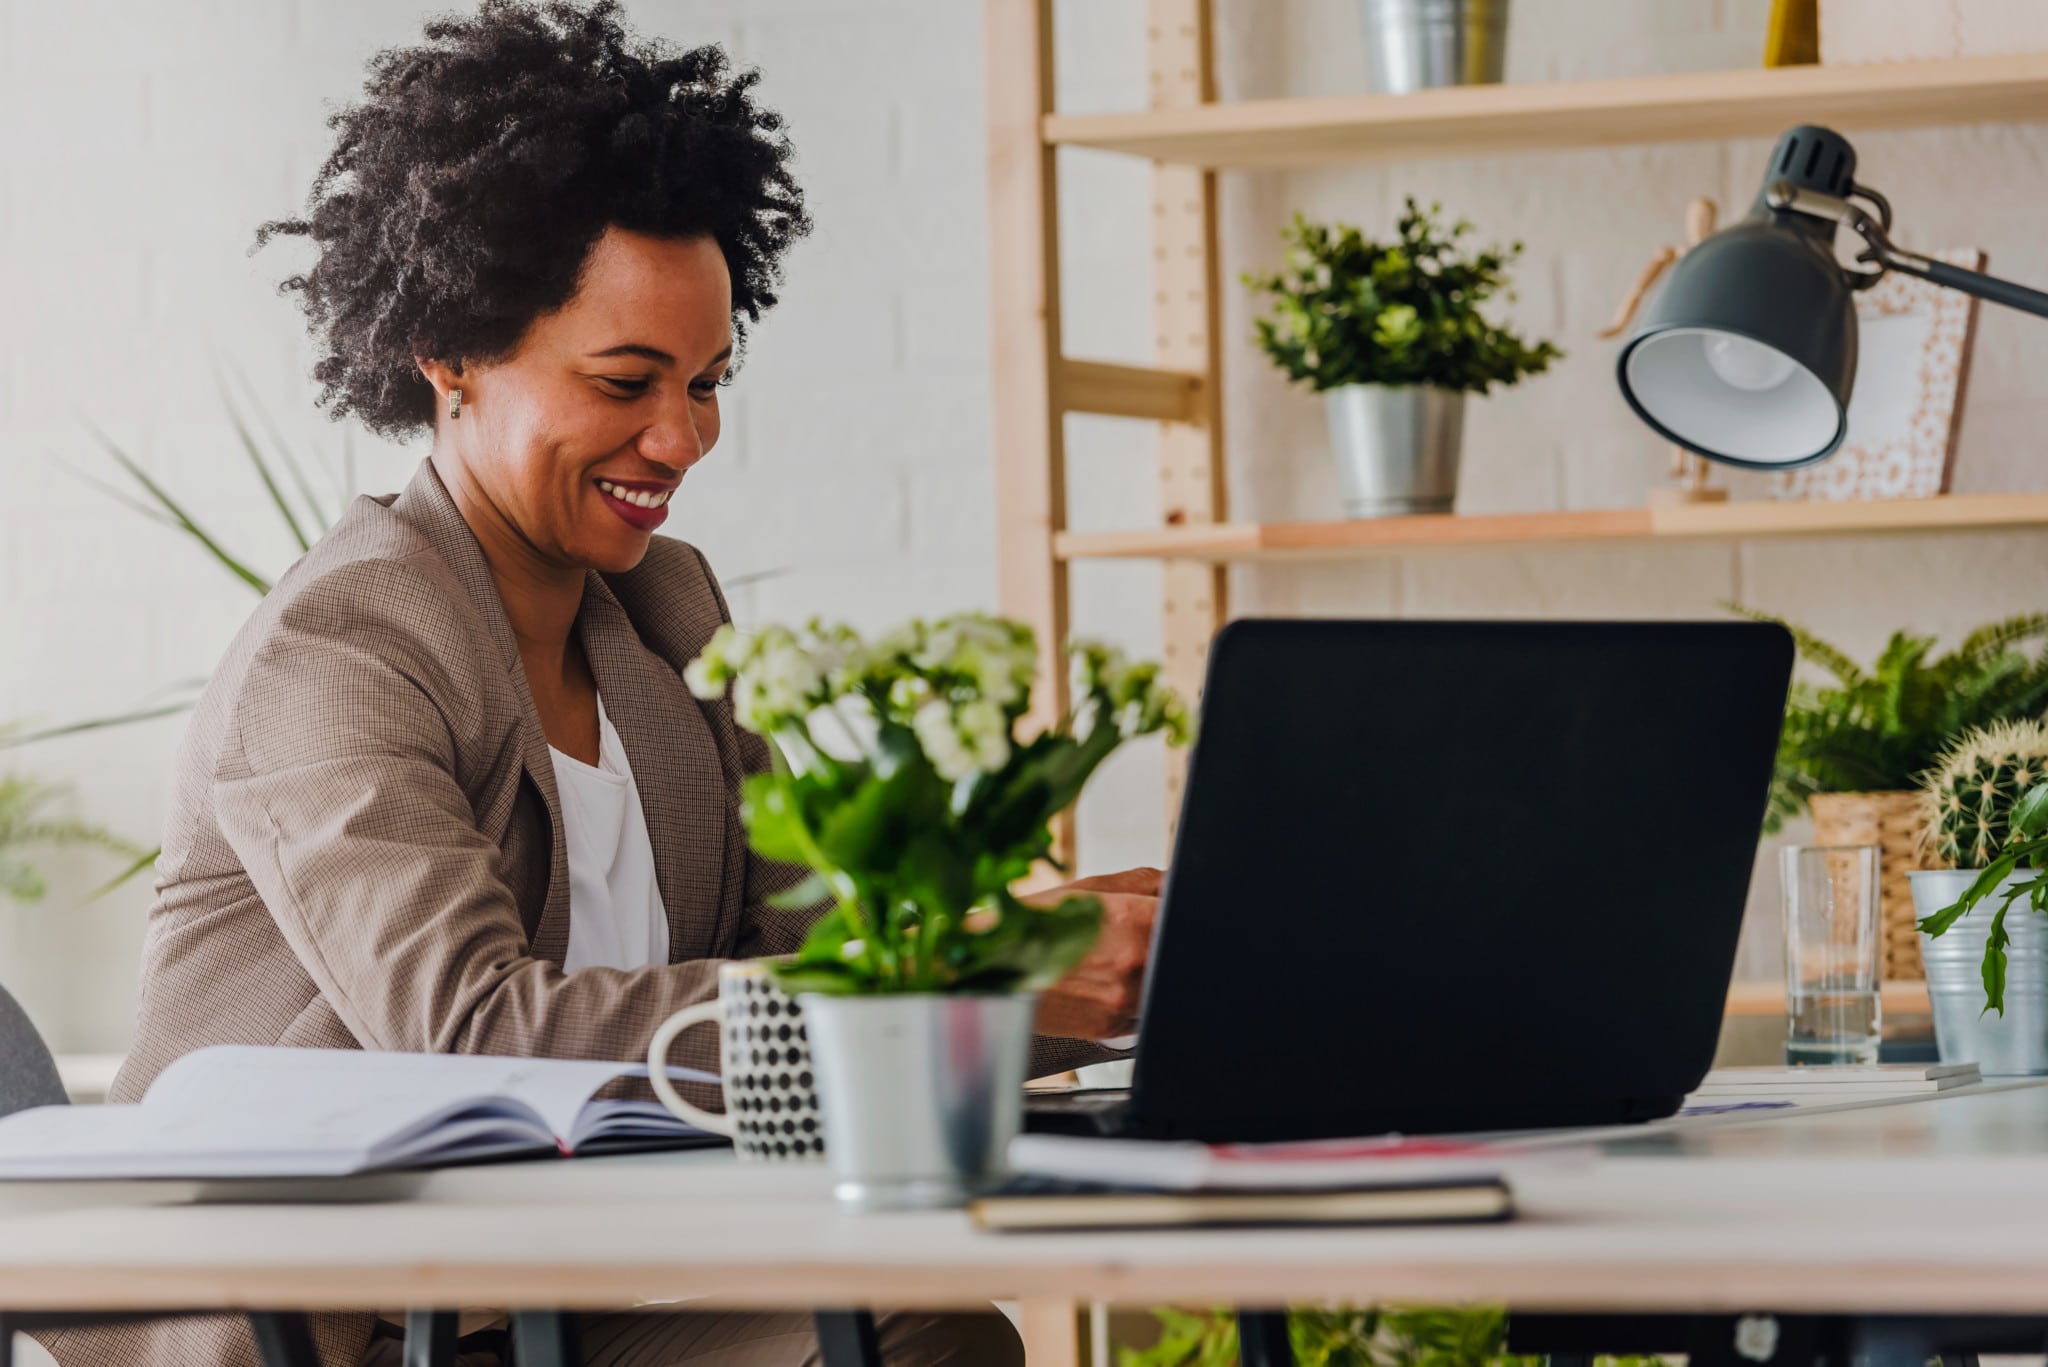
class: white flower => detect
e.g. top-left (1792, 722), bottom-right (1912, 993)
top-left (957, 699), bottom-right (1012, 771)
top-left (913, 700), bottom-right (977, 782)
top-left (684, 623), bottom-right (743, 699)
top-left (754, 637), bottom-right (822, 715)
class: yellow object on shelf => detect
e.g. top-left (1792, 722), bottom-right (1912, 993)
top-left (1765, 0), bottom-right (1820, 66)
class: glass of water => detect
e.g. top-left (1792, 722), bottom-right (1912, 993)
top-left (1782, 844), bottom-right (1882, 1066)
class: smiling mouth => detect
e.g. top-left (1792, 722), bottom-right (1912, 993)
top-left (595, 478), bottom-right (673, 509)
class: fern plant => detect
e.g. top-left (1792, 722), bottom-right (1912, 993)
top-left (1733, 607), bottom-right (2048, 834)
top-left (0, 730), bottom-right (145, 904)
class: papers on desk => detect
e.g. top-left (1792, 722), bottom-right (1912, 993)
top-left (1678, 1063), bottom-right (1985, 1117)
top-left (0, 1046), bottom-right (725, 1180)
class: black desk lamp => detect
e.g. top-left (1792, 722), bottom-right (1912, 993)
top-left (1615, 124), bottom-right (2048, 470)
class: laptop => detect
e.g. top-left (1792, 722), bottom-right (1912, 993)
top-left (1027, 617), bottom-right (1794, 1143)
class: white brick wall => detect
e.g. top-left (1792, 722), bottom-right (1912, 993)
top-left (5, 0), bottom-right (2048, 1052)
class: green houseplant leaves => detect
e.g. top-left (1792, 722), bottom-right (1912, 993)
top-left (1732, 606), bottom-right (2048, 834)
top-left (1243, 200), bottom-right (1561, 394)
top-left (687, 619), bottom-right (1189, 996)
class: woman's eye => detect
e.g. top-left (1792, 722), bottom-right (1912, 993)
top-left (599, 376), bottom-right (650, 396)
top-left (690, 377), bottom-right (725, 398)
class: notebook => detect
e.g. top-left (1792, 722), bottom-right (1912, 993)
top-left (1007, 1132), bottom-right (1551, 1192)
top-left (0, 1045), bottom-right (724, 1180)
top-left (970, 1174), bottom-right (1514, 1232)
top-left (1694, 1064), bottom-right (1980, 1094)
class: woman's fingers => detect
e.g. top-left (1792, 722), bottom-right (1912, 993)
top-left (1058, 866), bottom-right (1164, 898)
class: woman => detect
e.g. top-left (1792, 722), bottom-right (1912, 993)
top-left (43, 3), bottom-right (1156, 1364)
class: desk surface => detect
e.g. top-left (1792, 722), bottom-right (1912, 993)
top-left (7, 1084), bottom-right (2048, 1315)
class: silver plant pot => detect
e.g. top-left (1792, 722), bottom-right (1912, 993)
top-left (799, 992), bottom-right (1037, 1210)
top-left (1360, 0), bottom-right (1510, 95)
top-left (1912, 869), bottom-right (2048, 1076)
top-left (1324, 384), bottom-right (1466, 517)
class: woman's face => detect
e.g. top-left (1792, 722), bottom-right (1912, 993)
top-left (425, 226), bottom-right (734, 576)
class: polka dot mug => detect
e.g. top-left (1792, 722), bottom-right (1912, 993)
top-left (647, 961), bottom-right (824, 1162)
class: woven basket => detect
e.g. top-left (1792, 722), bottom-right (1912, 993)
top-left (1809, 790), bottom-right (1930, 983)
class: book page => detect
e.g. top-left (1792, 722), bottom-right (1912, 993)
top-left (146, 1047), bottom-right (716, 1148)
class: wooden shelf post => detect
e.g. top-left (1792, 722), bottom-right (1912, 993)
top-left (1150, 0), bottom-right (1229, 835)
top-left (985, 0), bottom-right (1075, 859)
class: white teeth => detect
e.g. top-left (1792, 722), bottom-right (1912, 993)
top-left (596, 479), bottom-right (672, 509)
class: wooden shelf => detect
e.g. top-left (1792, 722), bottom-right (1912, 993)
top-left (1043, 53), bottom-right (2048, 168)
top-left (1727, 980), bottom-right (1931, 1018)
top-left (1056, 492), bottom-right (2048, 563)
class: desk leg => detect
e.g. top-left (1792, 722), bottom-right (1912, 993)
top-left (248, 1312), bottom-right (319, 1367)
top-left (1239, 1311), bottom-right (1294, 1367)
top-left (815, 1311), bottom-right (882, 1367)
top-left (1017, 1297), bottom-right (1083, 1367)
top-left (511, 1311), bottom-right (582, 1367)
top-left (405, 1309), bottom-right (459, 1367)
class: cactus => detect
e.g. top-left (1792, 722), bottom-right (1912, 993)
top-left (1918, 719), bottom-right (2048, 868)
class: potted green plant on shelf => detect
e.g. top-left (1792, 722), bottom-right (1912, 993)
top-left (1914, 719), bottom-right (2048, 1075)
top-left (685, 614), bottom-right (1188, 1209)
top-left (1243, 199), bottom-right (1560, 520)
top-left (1736, 607), bottom-right (2048, 984)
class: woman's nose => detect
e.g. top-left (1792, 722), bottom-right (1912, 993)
top-left (637, 395), bottom-right (709, 471)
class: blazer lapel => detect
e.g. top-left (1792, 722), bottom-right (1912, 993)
top-left (389, 460), bottom-right (573, 960)
top-left (577, 573), bottom-right (730, 959)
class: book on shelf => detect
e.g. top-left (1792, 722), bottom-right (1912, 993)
top-left (0, 1045), bottom-right (724, 1180)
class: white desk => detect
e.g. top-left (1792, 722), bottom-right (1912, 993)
top-left (8, 1084), bottom-right (2048, 1365)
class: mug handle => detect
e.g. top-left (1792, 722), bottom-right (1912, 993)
top-left (647, 1001), bottom-right (737, 1137)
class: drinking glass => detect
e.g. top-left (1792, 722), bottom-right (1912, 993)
top-left (1781, 844), bottom-right (1882, 1066)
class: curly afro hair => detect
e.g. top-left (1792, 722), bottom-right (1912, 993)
top-left (254, 0), bottom-right (810, 439)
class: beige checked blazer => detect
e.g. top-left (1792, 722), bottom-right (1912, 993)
top-left (44, 460), bottom-right (1108, 1367)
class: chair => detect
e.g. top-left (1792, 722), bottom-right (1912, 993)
top-left (0, 982), bottom-right (324, 1367)
top-left (0, 985), bottom-right (65, 1121)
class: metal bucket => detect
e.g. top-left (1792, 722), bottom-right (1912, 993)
top-left (1360, 0), bottom-right (1510, 95)
top-left (1324, 384), bottom-right (1466, 517)
top-left (1912, 869), bottom-right (2048, 1076)
top-left (799, 992), bottom-right (1036, 1209)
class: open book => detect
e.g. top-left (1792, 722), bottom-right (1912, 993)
top-left (0, 1046), bottom-right (724, 1179)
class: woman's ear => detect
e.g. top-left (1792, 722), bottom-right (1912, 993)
top-left (415, 355), bottom-right (465, 407)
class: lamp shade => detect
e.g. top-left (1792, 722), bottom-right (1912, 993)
top-left (1616, 218), bottom-right (1857, 470)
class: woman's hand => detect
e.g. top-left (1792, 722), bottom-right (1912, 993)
top-left (1026, 867), bottom-right (1162, 1040)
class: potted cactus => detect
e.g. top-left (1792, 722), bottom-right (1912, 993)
top-left (1738, 607), bottom-right (2048, 984)
top-left (1913, 719), bottom-right (2048, 1074)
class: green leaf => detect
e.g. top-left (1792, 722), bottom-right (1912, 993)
top-left (765, 871), bottom-right (834, 911)
top-left (1984, 900), bottom-right (2013, 1015)
top-left (739, 774), bottom-right (818, 865)
top-left (85, 424), bottom-right (272, 595)
top-left (1919, 852), bottom-right (2021, 936)
top-left (214, 366), bottom-right (311, 552)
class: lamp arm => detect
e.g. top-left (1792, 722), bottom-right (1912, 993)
top-left (1767, 178), bottom-right (2048, 320)
top-left (1887, 252), bottom-right (2048, 321)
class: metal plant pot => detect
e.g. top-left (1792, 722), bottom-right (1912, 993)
top-left (1324, 384), bottom-right (1467, 517)
top-left (1360, 0), bottom-right (1510, 95)
top-left (1912, 869), bottom-right (2048, 1076)
top-left (799, 992), bottom-right (1037, 1210)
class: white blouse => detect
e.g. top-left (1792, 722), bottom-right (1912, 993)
top-left (548, 692), bottom-right (670, 973)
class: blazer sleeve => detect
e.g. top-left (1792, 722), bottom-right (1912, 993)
top-left (211, 555), bottom-right (725, 1065)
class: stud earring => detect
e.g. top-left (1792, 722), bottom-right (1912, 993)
top-left (448, 388), bottom-right (463, 420)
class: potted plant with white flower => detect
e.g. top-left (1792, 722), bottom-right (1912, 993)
top-left (685, 614), bottom-right (1188, 1208)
